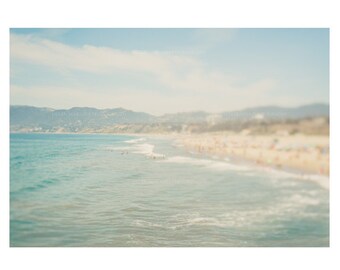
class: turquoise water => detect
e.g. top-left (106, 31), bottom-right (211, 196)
top-left (10, 133), bottom-right (329, 247)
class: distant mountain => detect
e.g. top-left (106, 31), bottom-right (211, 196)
top-left (221, 103), bottom-right (329, 120)
top-left (290, 103), bottom-right (329, 118)
top-left (10, 103), bottom-right (329, 133)
top-left (154, 103), bottom-right (329, 123)
top-left (10, 105), bottom-right (156, 132)
top-left (158, 111), bottom-right (210, 123)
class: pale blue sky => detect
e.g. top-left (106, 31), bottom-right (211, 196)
top-left (10, 28), bottom-right (329, 115)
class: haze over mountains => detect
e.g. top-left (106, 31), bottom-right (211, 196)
top-left (10, 103), bottom-right (329, 134)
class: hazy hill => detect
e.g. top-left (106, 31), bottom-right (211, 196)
top-left (10, 103), bottom-right (329, 133)
top-left (10, 106), bottom-right (156, 132)
top-left (221, 103), bottom-right (329, 120)
top-left (158, 111), bottom-right (210, 124)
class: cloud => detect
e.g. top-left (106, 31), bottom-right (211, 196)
top-left (11, 79), bottom-right (283, 116)
top-left (11, 34), bottom-right (198, 79)
top-left (10, 33), bottom-right (240, 93)
top-left (10, 33), bottom-right (280, 114)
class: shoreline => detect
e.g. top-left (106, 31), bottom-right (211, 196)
top-left (171, 132), bottom-right (329, 177)
top-left (143, 133), bottom-right (330, 189)
top-left (11, 131), bottom-right (329, 187)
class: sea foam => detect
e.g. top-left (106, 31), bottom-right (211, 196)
top-left (124, 138), bottom-right (146, 144)
top-left (161, 155), bottom-right (329, 189)
top-left (161, 156), bottom-right (249, 172)
top-left (131, 143), bottom-right (165, 159)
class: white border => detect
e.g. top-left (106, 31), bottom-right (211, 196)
top-left (1, 1), bottom-right (339, 270)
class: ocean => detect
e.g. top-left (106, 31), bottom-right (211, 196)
top-left (10, 133), bottom-right (329, 247)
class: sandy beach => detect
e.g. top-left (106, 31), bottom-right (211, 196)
top-left (175, 132), bottom-right (329, 176)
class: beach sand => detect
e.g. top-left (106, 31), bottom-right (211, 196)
top-left (175, 132), bottom-right (329, 176)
